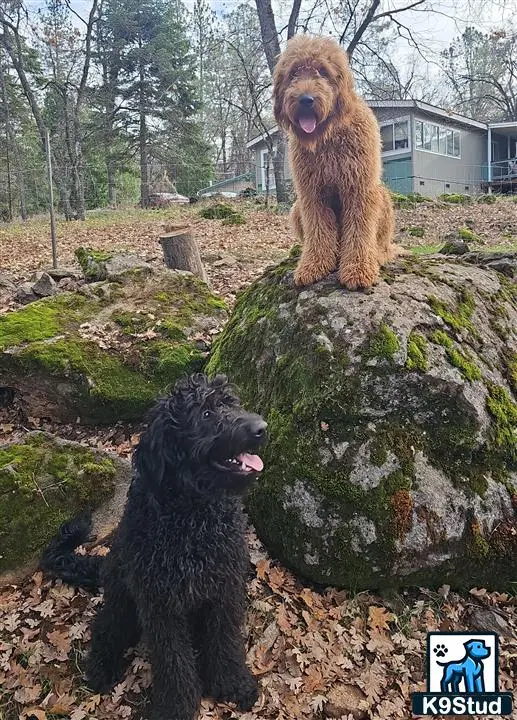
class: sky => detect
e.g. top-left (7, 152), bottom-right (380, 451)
top-left (23, 0), bottom-right (515, 79)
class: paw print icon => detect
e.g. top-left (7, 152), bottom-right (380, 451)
top-left (433, 643), bottom-right (448, 658)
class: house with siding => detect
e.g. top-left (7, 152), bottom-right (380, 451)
top-left (246, 100), bottom-right (517, 198)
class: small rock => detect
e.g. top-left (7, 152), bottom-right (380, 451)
top-left (32, 271), bottom-right (57, 297)
top-left (486, 260), bottom-right (515, 278)
top-left (439, 240), bottom-right (470, 255)
top-left (44, 267), bottom-right (79, 280)
top-left (325, 684), bottom-right (368, 719)
top-left (213, 254), bottom-right (238, 267)
top-left (58, 277), bottom-right (83, 292)
top-left (467, 606), bottom-right (515, 637)
top-left (104, 254), bottom-right (152, 280)
top-left (0, 273), bottom-right (16, 291)
top-left (14, 282), bottom-right (37, 304)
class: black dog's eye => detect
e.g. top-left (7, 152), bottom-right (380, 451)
top-left (203, 410), bottom-right (212, 418)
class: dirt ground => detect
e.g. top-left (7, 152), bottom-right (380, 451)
top-left (0, 199), bottom-right (516, 720)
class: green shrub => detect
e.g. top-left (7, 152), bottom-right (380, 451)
top-left (408, 226), bottom-right (425, 238)
top-left (222, 213), bottom-right (246, 226)
top-left (477, 194), bottom-right (497, 204)
top-left (438, 193), bottom-right (472, 204)
top-left (238, 187), bottom-right (257, 199)
top-left (407, 192), bottom-right (433, 203)
top-left (458, 227), bottom-right (479, 242)
top-left (391, 192), bottom-right (414, 208)
top-left (199, 203), bottom-right (238, 220)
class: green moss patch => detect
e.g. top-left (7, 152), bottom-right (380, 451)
top-left (431, 329), bottom-right (481, 381)
top-left (428, 289), bottom-right (475, 334)
top-left (406, 332), bottom-right (428, 371)
top-left (0, 294), bottom-right (94, 350)
top-left (369, 323), bottom-right (400, 361)
top-left (75, 247), bottom-right (114, 280)
top-left (0, 433), bottom-right (117, 573)
top-left (1, 270), bottom-right (226, 423)
top-left (486, 383), bottom-right (517, 462)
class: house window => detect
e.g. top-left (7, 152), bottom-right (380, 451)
top-left (380, 120), bottom-right (409, 153)
top-left (415, 120), bottom-right (460, 158)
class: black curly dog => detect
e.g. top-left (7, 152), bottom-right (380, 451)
top-left (40, 373), bottom-right (267, 720)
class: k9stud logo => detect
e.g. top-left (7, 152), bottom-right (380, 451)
top-left (411, 632), bottom-right (513, 716)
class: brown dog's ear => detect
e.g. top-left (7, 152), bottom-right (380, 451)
top-left (272, 63), bottom-right (287, 127)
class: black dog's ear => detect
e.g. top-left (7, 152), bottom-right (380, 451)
top-left (211, 373), bottom-right (228, 387)
top-left (133, 398), bottom-right (184, 497)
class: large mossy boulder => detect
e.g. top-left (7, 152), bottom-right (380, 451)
top-left (0, 432), bottom-right (131, 583)
top-left (207, 249), bottom-right (517, 591)
top-left (0, 264), bottom-right (227, 423)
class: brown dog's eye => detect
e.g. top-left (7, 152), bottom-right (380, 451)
top-left (318, 67), bottom-right (328, 78)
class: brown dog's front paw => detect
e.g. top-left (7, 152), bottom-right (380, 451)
top-left (339, 263), bottom-right (379, 290)
top-left (294, 263), bottom-right (331, 287)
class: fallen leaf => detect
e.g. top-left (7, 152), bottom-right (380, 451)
top-left (14, 684), bottom-right (42, 705)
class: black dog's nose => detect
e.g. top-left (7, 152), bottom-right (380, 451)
top-left (299, 94), bottom-right (314, 106)
top-left (249, 418), bottom-right (267, 439)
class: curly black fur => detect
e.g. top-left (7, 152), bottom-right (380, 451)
top-left (40, 373), bottom-right (267, 720)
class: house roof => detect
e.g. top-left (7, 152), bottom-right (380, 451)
top-left (368, 100), bottom-right (487, 130)
top-left (247, 128), bottom-right (280, 149)
top-left (246, 102), bottom-right (517, 149)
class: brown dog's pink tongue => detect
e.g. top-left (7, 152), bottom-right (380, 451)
top-left (237, 453), bottom-right (264, 471)
top-left (299, 115), bottom-right (317, 133)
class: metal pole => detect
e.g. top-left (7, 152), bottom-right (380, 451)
top-left (487, 126), bottom-right (492, 194)
top-left (45, 129), bottom-right (57, 268)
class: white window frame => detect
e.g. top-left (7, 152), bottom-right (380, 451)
top-left (379, 115), bottom-right (411, 157)
top-left (261, 147), bottom-right (276, 191)
top-left (414, 119), bottom-right (461, 159)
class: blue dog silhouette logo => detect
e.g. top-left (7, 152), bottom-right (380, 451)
top-left (437, 638), bottom-right (490, 693)
top-left (411, 632), bottom-right (514, 716)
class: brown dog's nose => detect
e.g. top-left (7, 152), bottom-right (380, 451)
top-left (299, 94), bottom-right (314, 106)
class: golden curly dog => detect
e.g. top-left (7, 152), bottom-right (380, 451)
top-left (273, 35), bottom-right (400, 290)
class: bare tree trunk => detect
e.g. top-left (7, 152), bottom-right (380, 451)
top-left (1, 8), bottom-right (96, 220)
top-left (107, 161), bottom-right (117, 205)
top-left (0, 60), bottom-right (13, 220)
top-left (139, 106), bottom-right (149, 207)
top-left (254, 0), bottom-right (299, 204)
top-left (138, 32), bottom-right (149, 208)
top-left (1, 51), bottom-right (27, 219)
top-left (273, 135), bottom-right (288, 203)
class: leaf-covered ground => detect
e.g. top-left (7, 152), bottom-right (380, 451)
top-left (1, 533), bottom-right (516, 720)
top-left (1, 199), bottom-right (517, 720)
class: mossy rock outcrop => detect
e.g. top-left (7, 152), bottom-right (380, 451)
top-left (0, 265), bottom-right (227, 423)
top-left (207, 250), bottom-right (517, 591)
top-left (0, 432), bottom-right (131, 583)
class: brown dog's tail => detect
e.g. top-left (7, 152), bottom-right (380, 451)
top-left (40, 512), bottom-right (103, 591)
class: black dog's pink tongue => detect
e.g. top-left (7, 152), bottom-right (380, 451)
top-left (237, 453), bottom-right (264, 472)
top-left (299, 114), bottom-right (317, 134)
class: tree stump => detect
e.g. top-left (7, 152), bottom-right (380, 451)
top-left (159, 226), bottom-right (208, 283)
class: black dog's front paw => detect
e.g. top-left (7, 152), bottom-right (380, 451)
top-left (85, 659), bottom-right (121, 695)
top-left (208, 670), bottom-right (259, 711)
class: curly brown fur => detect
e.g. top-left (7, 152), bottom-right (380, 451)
top-left (273, 34), bottom-right (401, 290)
top-left (40, 373), bottom-right (267, 720)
